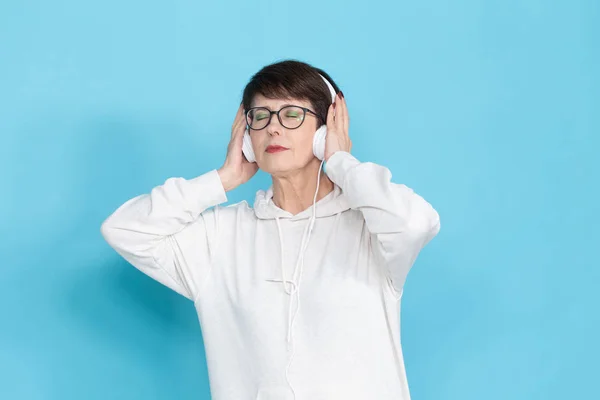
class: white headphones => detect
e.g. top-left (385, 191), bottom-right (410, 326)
top-left (242, 73), bottom-right (337, 162)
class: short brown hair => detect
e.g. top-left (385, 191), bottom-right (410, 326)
top-left (241, 59), bottom-right (340, 127)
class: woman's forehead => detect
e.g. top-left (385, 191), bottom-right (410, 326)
top-left (251, 94), bottom-right (310, 109)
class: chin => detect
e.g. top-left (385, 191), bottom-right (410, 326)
top-left (259, 160), bottom-right (296, 176)
top-left (257, 149), bottom-right (317, 175)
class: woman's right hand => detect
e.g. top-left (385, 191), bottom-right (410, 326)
top-left (217, 103), bottom-right (259, 192)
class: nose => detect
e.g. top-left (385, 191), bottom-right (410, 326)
top-left (265, 113), bottom-right (283, 136)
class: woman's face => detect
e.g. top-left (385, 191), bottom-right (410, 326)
top-left (248, 94), bottom-right (321, 176)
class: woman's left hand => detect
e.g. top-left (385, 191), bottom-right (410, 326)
top-left (324, 91), bottom-right (352, 161)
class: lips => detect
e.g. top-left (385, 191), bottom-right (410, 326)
top-left (265, 145), bottom-right (289, 153)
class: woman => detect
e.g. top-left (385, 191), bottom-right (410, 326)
top-left (101, 59), bottom-right (440, 400)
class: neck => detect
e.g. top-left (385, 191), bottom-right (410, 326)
top-left (271, 160), bottom-right (334, 215)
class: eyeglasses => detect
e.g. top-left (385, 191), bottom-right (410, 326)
top-left (245, 105), bottom-right (321, 130)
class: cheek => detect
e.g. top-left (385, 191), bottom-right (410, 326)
top-left (250, 132), bottom-right (266, 151)
top-left (296, 127), bottom-right (316, 152)
top-left (304, 137), bottom-right (314, 155)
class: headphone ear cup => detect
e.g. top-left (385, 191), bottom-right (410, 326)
top-left (242, 127), bottom-right (256, 163)
top-left (313, 125), bottom-right (327, 160)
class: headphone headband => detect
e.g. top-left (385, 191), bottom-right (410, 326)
top-left (318, 73), bottom-right (337, 104)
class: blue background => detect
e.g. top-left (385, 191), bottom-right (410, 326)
top-left (1, 1), bottom-right (598, 399)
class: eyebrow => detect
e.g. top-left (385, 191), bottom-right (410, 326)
top-left (250, 103), bottom-right (299, 110)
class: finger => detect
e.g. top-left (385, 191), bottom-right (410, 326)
top-left (326, 102), bottom-right (335, 129)
top-left (234, 123), bottom-right (246, 147)
top-left (338, 94), bottom-right (349, 136)
top-left (235, 103), bottom-right (244, 121)
top-left (334, 94), bottom-right (344, 132)
top-left (238, 105), bottom-right (246, 126)
top-left (233, 108), bottom-right (247, 138)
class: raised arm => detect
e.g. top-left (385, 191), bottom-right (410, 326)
top-left (101, 103), bottom-right (258, 301)
top-left (100, 170), bottom-right (227, 301)
top-left (325, 151), bottom-right (440, 297)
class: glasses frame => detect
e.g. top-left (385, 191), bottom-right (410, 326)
top-left (244, 105), bottom-right (323, 131)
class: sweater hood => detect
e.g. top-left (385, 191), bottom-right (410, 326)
top-left (253, 182), bottom-right (351, 220)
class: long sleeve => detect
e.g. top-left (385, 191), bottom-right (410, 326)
top-left (100, 169), bottom-right (228, 302)
top-left (325, 151), bottom-right (440, 297)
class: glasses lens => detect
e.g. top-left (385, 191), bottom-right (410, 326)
top-left (247, 108), bottom-right (270, 130)
top-left (279, 106), bottom-right (305, 129)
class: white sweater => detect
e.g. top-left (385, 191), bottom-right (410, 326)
top-left (101, 150), bottom-right (440, 400)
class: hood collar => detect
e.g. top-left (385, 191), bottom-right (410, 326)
top-left (253, 183), bottom-right (350, 220)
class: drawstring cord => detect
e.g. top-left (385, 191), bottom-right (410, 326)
top-left (266, 159), bottom-right (325, 399)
